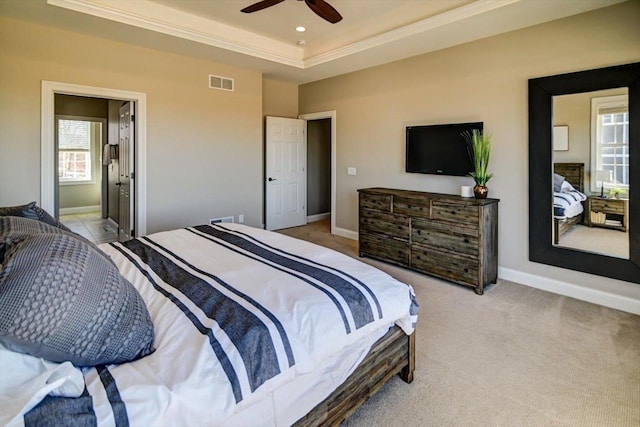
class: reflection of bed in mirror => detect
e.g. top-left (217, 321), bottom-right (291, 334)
top-left (553, 163), bottom-right (586, 244)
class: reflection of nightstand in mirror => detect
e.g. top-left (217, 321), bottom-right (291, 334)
top-left (586, 197), bottom-right (628, 232)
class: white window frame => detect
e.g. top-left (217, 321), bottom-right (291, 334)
top-left (590, 94), bottom-right (629, 193)
top-left (56, 116), bottom-right (100, 186)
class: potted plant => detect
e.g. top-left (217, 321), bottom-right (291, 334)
top-left (463, 129), bottom-right (493, 199)
top-left (608, 187), bottom-right (627, 199)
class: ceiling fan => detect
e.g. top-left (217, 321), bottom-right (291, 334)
top-left (241, 0), bottom-right (343, 24)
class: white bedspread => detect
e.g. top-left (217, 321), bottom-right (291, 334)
top-left (554, 190), bottom-right (586, 219)
top-left (8, 223), bottom-right (417, 427)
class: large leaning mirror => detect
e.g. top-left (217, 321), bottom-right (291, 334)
top-left (529, 62), bottom-right (640, 284)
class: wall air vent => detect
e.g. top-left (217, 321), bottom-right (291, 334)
top-left (209, 75), bottom-right (234, 91)
top-left (210, 216), bottom-right (234, 224)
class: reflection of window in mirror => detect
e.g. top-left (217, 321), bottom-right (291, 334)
top-left (591, 95), bottom-right (629, 194)
top-left (551, 88), bottom-right (629, 259)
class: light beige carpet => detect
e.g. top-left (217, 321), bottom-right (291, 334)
top-left (279, 220), bottom-right (640, 427)
top-left (557, 224), bottom-right (629, 259)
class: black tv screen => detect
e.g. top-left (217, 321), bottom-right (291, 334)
top-left (406, 122), bottom-right (483, 176)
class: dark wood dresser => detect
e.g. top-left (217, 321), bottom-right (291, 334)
top-left (358, 188), bottom-right (499, 294)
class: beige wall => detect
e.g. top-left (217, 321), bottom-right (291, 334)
top-left (263, 78), bottom-right (299, 119)
top-left (299, 2), bottom-right (640, 301)
top-left (56, 94), bottom-right (109, 119)
top-left (553, 88), bottom-right (627, 194)
top-left (0, 16), bottom-right (263, 233)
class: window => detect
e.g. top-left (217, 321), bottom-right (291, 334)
top-left (591, 94), bottom-right (629, 192)
top-left (58, 119), bottom-right (97, 183)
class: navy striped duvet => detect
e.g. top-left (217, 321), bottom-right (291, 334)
top-left (17, 223), bottom-right (417, 427)
top-left (554, 190), bottom-right (587, 219)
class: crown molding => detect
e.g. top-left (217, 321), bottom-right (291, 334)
top-left (303, 0), bottom-right (520, 68)
top-left (48, 0), bottom-right (522, 71)
top-left (47, 0), bottom-right (306, 68)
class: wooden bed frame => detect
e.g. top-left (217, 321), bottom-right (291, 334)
top-left (553, 163), bottom-right (585, 245)
top-left (294, 326), bottom-right (415, 426)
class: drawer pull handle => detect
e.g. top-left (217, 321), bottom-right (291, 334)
top-left (464, 239), bottom-right (469, 243)
top-left (451, 211), bottom-right (456, 215)
top-left (464, 268), bottom-right (469, 273)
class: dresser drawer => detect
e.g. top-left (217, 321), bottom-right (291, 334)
top-left (411, 246), bottom-right (478, 285)
top-left (360, 192), bottom-right (392, 212)
top-left (360, 209), bottom-right (409, 239)
top-left (431, 202), bottom-right (479, 224)
top-left (393, 197), bottom-right (430, 218)
top-left (360, 233), bottom-right (410, 266)
top-left (590, 198), bottom-right (625, 214)
top-left (411, 219), bottom-right (478, 256)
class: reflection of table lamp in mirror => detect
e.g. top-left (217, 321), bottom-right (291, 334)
top-left (595, 170), bottom-right (612, 198)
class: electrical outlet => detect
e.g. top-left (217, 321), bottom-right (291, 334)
top-left (238, 214), bottom-right (244, 223)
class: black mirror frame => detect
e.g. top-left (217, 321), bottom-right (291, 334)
top-left (529, 62), bottom-right (640, 284)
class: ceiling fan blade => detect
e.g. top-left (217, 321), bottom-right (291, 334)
top-left (304, 0), bottom-right (343, 23)
top-left (241, 0), bottom-right (285, 13)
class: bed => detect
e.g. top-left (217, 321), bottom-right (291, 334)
top-left (0, 210), bottom-right (418, 427)
top-left (553, 163), bottom-right (587, 244)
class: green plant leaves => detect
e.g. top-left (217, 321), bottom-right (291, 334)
top-left (463, 130), bottom-right (493, 186)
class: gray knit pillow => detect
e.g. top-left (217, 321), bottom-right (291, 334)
top-left (0, 201), bottom-right (72, 232)
top-left (0, 216), bottom-right (154, 366)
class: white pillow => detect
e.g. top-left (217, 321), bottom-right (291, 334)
top-left (560, 180), bottom-right (576, 192)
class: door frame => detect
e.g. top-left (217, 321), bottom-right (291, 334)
top-left (298, 111), bottom-right (337, 236)
top-left (41, 81), bottom-right (147, 236)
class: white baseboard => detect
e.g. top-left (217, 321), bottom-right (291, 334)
top-left (307, 212), bottom-right (330, 223)
top-left (318, 225), bottom-right (639, 314)
top-left (499, 267), bottom-right (640, 315)
top-left (333, 226), bottom-right (358, 241)
top-left (59, 205), bottom-right (101, 215)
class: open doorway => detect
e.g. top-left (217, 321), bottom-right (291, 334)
top-left (55, 105), bottom-right (116, 244)
top-left (306, 118), bottom-right (331, 227)
top-left (299, 111), bottom-right (337, 236)
top-left (264, 112), bottom-right (336, 234)
top-left (41, 81), bottom-right (148, 239)
top-left (54, 94), bottom-right (133, 244)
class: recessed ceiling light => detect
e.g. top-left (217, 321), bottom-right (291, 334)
top-left (296, 26), bottom-right (306, 32)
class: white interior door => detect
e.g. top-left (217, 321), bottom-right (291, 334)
top-left (266, 116), bottom-right (306, 231)
top-left (118, 102), bottom-right (134, 241)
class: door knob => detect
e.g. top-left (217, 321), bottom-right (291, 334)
top-left (268, 177), bottom-right (277, 182)
top-left (115, 182), bottom-right (122, 186)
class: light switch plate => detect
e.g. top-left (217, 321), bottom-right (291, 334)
top-left (347, 167), bottom-right (357, 176)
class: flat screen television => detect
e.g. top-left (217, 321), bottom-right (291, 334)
top-left (406, 122), bottom-right (483, 176)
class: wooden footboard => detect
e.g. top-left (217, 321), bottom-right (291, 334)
top-left (294, 326), bottom-right (415, 426)
top-left (554, 215), bottom-right (581, 244)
